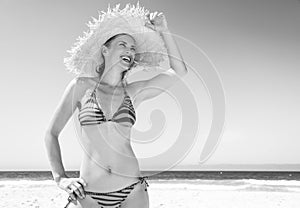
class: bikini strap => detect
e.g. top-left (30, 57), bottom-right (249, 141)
top-left (121, 79), bottom-right (128, 96)
top-left (138, 176), bottom-right (149, 191)
top-left (92, 78), bottom-right (101, 95)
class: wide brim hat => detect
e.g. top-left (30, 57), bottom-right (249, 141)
top-left (64, 3), bottom-right (170, 77)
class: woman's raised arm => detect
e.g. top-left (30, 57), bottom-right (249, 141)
top-left (128, 13), bottom-right (188, 104)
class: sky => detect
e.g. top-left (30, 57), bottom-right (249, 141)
top-left (0, 0), bottom-right (299, 171)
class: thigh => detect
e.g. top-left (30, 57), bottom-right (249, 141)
top-left (121, 182), bottom-right (149, 208)
top-left (66, 195), bottom-right (100, 208)
top-left (78, 195), bottom-right (101, 208)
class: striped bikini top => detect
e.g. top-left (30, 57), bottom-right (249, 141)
top-left (78, 80), bottom-right (136, 127)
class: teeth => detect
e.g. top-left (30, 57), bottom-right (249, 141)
top-left (121, 55), bottom-right (131, 63)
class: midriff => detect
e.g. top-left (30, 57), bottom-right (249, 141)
top-left (78, 122), bottom-right (142, 192)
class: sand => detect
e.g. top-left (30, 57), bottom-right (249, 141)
top-left (0, 180), bottom-right (299, 208)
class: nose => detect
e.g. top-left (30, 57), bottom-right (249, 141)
top-left (124, 49), bottom-right (135, 58)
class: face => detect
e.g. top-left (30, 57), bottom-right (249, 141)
top-left (103, 34), bottom-right (136, 70)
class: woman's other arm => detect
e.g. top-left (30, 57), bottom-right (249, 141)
top-left (44, 77), bottom-right (86, 183)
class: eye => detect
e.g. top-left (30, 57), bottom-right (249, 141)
top-left (119, 43), bottom-right (126, 47)
top-left (131, 47), bottom-right (136, 52)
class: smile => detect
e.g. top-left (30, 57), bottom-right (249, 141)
top-left (120, 55), bottom-right (132, 64)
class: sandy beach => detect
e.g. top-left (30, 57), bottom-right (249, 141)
top-left (1, 179), bottom-right (300, 208)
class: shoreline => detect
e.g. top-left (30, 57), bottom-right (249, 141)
top-left (1, 179), bottom-right (300, 208)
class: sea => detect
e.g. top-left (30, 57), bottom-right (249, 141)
top-left (0, 171), bottom-right (300, 193)
top-left (1, 171), bottom-right (300, 193)
top-left (0, 170), bottom-right (299, 181)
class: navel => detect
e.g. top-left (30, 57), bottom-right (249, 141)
top-left (107, 165), bottom-right (112, 174)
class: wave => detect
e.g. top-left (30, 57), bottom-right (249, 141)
top-left (1, 179), bottom-right (299, 192)
top-left (150, 179), bottom-right (300, 192)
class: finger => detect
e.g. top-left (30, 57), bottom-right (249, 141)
top-left (158, 13), bottom-right (165, 20)
top-left (68, 195), bottom-right (77, 204)
top-left (71, 193), bottom-right (77, 202)
top-left (76, 181), bottom-right (84, 189)
top-left (70, 184), bottom-right (81, 199)
top-left (66, 187), bottom-right (74, 195)
top-left (78, 178), bottom-right (87, 187)
top-left (153, 11), bottom-right (158, 19)
top-left (158, 12), bottom-right (163, 16)
top-left (67, 189), bottom-right (77, 201)
top-left (73, 182), bottom-right (85, 199)
top-left (66, 196), bottom-right (77, 207)
top-left (150, 12), bottom-right (154, 20)
top-left (145, 22), bottom-right (155, 31)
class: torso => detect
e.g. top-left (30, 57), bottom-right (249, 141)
top-left (76, 77), bottom-right (142, 192)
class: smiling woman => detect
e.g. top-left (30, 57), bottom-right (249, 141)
top-left (44, 3), bottom-right (187, 208)
top-left (103, 34), bottom-right (136, 74)
top-left (78, 37), bottom-right (137, 127)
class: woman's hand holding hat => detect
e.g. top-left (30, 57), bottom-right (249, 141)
top-left (145, 12), bottom-right (169, 33)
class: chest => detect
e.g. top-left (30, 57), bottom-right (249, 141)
top-left (80, 87), bottom-right (134, 116)
top-left (94, 91), bottom-right (126, 118)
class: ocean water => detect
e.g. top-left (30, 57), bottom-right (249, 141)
top-left (0, 171), bottom-right (299, 181)
top-left (1, 171), bottom-right (300, 193)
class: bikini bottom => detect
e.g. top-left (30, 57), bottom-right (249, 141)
top-left (65, 176), bottom-right (149, 208)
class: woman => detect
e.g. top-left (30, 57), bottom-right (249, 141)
top-left (44, 4), bottom-right (187, 208)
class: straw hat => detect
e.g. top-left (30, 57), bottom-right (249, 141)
top-left (64, 3), bottom-right (169, 77)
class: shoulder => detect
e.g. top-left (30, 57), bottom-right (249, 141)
top-left (66, 76), bottom-right (97, 99)
top-left (126, 80), bottom-right (145, 97)
top-left (126, 69), bottom-right (180, 92)
top-left (126, 69), bottom-right (179, 94)
top-left (71, 76), bottom-right (98, 89)
top-left (125, 68), bottom-right (185, 105)
top-left (73, 76), bottom-right (96, 86)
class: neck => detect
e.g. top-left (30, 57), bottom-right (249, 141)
top-left (100, 64), bottom-right (126, 87)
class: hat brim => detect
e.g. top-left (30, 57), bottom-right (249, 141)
top-left (64, 3), bottom-right (170, 77)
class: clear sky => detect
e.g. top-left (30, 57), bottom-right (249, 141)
top-left (0, 0), bottom-right (299, 171)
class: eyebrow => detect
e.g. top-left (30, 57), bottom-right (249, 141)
top-left (118, 41), bottom-right (135, 48)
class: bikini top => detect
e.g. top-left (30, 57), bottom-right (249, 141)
top-left (78, 80), bottom-right (136, 127)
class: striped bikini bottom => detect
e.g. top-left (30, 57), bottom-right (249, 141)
top-left (65, 176), bottom-right (149, 208)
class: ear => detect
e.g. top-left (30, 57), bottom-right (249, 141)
top-left (101, 45), bottom-right (109, 56)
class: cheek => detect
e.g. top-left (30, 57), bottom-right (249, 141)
top-left (108, 48), bottom-right (121, 59)
top-left (113, 47), bottom-right (124, 54)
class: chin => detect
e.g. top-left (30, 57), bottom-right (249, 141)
top-left (118, 63), bottom-right (130, 71)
